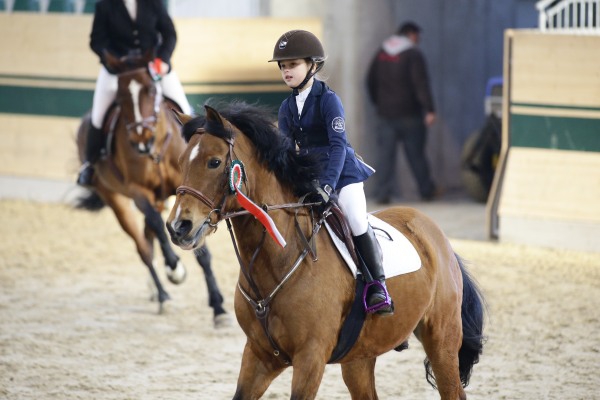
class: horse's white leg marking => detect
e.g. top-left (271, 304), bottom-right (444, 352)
top-left (165, 260), bottom-right (187, 284)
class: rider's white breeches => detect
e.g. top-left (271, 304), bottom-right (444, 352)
top-left (90, 66), bottom-right (192, 129)
top-left (160, 70), bottom-right (192, 115)
top-left (337, 182), bottom-right (369, 236)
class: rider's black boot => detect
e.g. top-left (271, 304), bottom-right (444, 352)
top-left (77, 125), bottom-right (103, 187)
top-left (354, 225), bottom-right (394, 316)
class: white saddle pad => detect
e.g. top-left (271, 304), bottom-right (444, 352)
top-left (324, 214), bottom-right (421, 279)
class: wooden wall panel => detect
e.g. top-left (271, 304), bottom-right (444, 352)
top-left (499, 148), bottom-right (600, 223)
top-left (0, 14), bottom-right (321, 182)
top-left (0, 13), bottom-right (321, 84)
top-left (509, 30), bottom-right (600, 108)
top-left (488, 30), bottom-right (600, 252)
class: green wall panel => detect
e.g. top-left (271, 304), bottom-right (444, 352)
top-left (0, 85), bottom-right (92, 117)
top-left (510, 114), bottom-right (600, 152)
top-left (0, 85), bottom-right (287, 118)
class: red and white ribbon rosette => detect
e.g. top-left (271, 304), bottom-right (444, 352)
top-left (229, 160), bottom-right (286, 248)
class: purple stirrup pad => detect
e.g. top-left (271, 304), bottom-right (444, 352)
top-left (362, 281), bottom-right (392, 313)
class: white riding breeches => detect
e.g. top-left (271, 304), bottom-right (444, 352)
top-left (90, 66), bottom-right (192, 129)
top-left (160, 69), bottom-right (192, 115)
top-left (337, 182), bottom-right (369, 236)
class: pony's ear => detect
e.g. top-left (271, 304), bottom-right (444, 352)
top-left (171, 108), bottom-right (193, 126)
top-left (204, 105), bottom-right (225, 126)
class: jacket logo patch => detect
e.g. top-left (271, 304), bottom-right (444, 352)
top-left (332, 117), bottom-right (345, 133)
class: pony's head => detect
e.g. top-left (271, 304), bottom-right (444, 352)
top-left (106, 49), bottom-right (164, 154)
top-left (167, 101), bottom-right (319, 250)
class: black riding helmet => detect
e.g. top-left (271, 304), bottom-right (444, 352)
top-left (269, 30), bottom-right (325, 94)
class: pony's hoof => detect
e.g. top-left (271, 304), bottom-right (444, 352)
top-left (214, 313), bottom-right (233, 329)
top-left (166, 261), bottom-right (187, 285)
top-left (157, 293), bottom-right (171, 315)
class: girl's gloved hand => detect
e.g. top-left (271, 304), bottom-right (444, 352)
top-left (308, 181), bottom-right (338, 205)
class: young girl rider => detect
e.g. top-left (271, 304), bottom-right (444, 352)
top-left (270, 30), bottom-right (393, 315)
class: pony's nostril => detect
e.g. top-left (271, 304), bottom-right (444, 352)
top-left (167, 219), bottom-right (191, 240)
top-left (175, 219), bottom-right (192, 238)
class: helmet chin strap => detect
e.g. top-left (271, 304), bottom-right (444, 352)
top-left (292, 61), bottom-right (323, 96)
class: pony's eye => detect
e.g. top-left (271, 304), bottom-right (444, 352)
top-left (208, 159), bottom-right (221, 169)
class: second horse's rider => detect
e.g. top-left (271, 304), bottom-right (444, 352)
top-left (77, 0), bottom-right (191, 186)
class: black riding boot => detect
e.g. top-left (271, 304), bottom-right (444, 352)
top-left (354, 225), bottom-right (394, 316)
top-left (77, 125), bottom-right (104, 187)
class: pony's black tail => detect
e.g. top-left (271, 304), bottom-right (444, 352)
top-left (424, 253), bottom-right (487, 389)
top-left (456, 253), bottom-right (487, 387)
top-left (73, 188), bottom-right (105, 211)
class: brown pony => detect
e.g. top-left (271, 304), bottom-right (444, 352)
top-left (167, 103), bottom-right (486, 399)
top-left (76, 51), bottom-right (229, 325)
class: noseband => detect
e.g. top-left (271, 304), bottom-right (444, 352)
top-left (175, 128), bottom-right (236, 226)
top-left (125, 116), bottom-right (158, 133)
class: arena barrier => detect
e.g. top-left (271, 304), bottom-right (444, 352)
top-left (487, 29), bottom-right (600, 253)
top-left (0, 13), bottom-right (321, 181)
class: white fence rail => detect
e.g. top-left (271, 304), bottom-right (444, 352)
top-left (537, 0), bottom-right (600, 32)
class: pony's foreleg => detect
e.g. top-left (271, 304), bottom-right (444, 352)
top-left (193, 245), bottom-right (230, 327)
top-left (99, 189), bottom-right (171, 310)
top-left (340, 358), bottom-right (378, 400)
top-left (289, 350), bottom-right (327, 399)
top-left (137, 197), bottom-right (187, 285)
top-left (233, 341), bottom-right (285, 400)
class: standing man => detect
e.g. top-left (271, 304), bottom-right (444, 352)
top-left (367, 21), bottom-right (439, 203)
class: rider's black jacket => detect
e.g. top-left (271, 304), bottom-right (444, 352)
top-left (90, 0), bottom-right (177, 70)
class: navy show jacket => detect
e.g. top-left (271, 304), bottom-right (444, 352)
top-left (278, 80), bottom-right (374, 191)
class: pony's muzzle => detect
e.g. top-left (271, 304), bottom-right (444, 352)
top-left (166, 218), bottom-right (193, 246)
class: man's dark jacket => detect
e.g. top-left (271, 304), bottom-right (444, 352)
top-left (367, 43), bottom-right (435, 119)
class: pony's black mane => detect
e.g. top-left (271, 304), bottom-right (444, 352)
top-left (182, 101), bottom-right (319, 196)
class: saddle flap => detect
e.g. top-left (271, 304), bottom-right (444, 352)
top-left (325, 205), bottom-right (360, 266)
top-left (102, 103), bottom-right (121, 135)
top-left (325, 213), bottom-right (422, 279)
